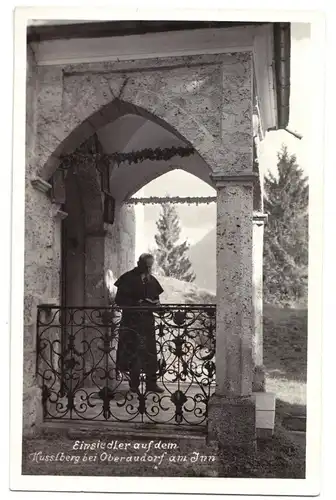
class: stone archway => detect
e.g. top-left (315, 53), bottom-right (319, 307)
top-left (48, 103), bottom-right (220, 400)
top-left (34, 52), bottom-right (253, 184)
top-left (27, 51), bottom-right (259, 441)
top-left (39, 100), bottom-right (220, 183)
top-left (50, 99), bottom-right (218, 304)
top-left (32, 57), bottom-right (253, 304)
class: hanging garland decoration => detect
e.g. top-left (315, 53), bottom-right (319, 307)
top-left (112, 146), bottom-right (195, 165)
top-left (126, 196), bottom-right (217, 206)
top-left (59, 145), bottom-right (195, 170)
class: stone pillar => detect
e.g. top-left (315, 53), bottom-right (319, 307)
top-left (252, 212), bottom-right (268, 392)
top-left (207, 172), bottom-right (258, 451)
top-left (84, 230), bottom-right (108, 307)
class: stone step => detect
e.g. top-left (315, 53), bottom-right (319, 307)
top-left (41, 420), bottom-right (207, 441)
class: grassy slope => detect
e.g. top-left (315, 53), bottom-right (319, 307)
top-left (263, 304), bottom-right (307, 382)
top-left (263, 304), bottom-right (307, 410)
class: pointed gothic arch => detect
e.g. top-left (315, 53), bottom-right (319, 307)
top-left (37, 96), bottom-right (219, 183)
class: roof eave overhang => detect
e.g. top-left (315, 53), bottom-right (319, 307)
top-left (27, 20), bottom-right (291, 131)
top-left (26, 20), bottom-right (267, 43)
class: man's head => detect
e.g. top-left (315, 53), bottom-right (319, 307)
top-left (137, 253), bottom-right (154, 273)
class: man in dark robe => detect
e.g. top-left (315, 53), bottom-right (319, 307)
top-left (114, 253), bottom-right (164, 393)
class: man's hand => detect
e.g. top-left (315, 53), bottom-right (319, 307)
top-left (144, 298), bottom-right (160, 305)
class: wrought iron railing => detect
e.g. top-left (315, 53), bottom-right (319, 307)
top-left (36, 304), bottom-right (216, 428)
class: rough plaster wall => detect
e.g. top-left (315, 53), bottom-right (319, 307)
top-left (25, 48), bottom-right (62, 317)
top-left (26, 46), bottom-right (38, 179)
top-left (24, 46), bottom-right (54, 433)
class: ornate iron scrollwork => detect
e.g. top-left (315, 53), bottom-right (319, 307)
top-left (36, 304), bottom-right (216, 429)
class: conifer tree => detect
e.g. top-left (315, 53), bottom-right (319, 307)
top-left (154, 203), bottom-right (196, 282)
top-left (263, 145), bottom-right (309, 305)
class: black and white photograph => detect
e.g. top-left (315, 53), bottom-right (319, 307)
top-left (8, 7), bottom-right (324, 496)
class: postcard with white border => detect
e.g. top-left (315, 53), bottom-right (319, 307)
top-left (9, 5), bottom-right (324, 496)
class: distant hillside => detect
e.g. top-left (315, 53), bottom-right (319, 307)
top-left (188, 227), bottom-right (216, 292)
top-left (159, 276), bottom-right (215, 304)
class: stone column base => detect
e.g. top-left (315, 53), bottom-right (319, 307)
top-left (252, 365), bottom-right (266, 392)
top-left (207, 394), bottom-right (256, 451)
top-left (22, 385), bottom-right (43, 437)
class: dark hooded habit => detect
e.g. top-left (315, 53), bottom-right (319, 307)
top-left (114, 267), bottom-right (164, 384)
